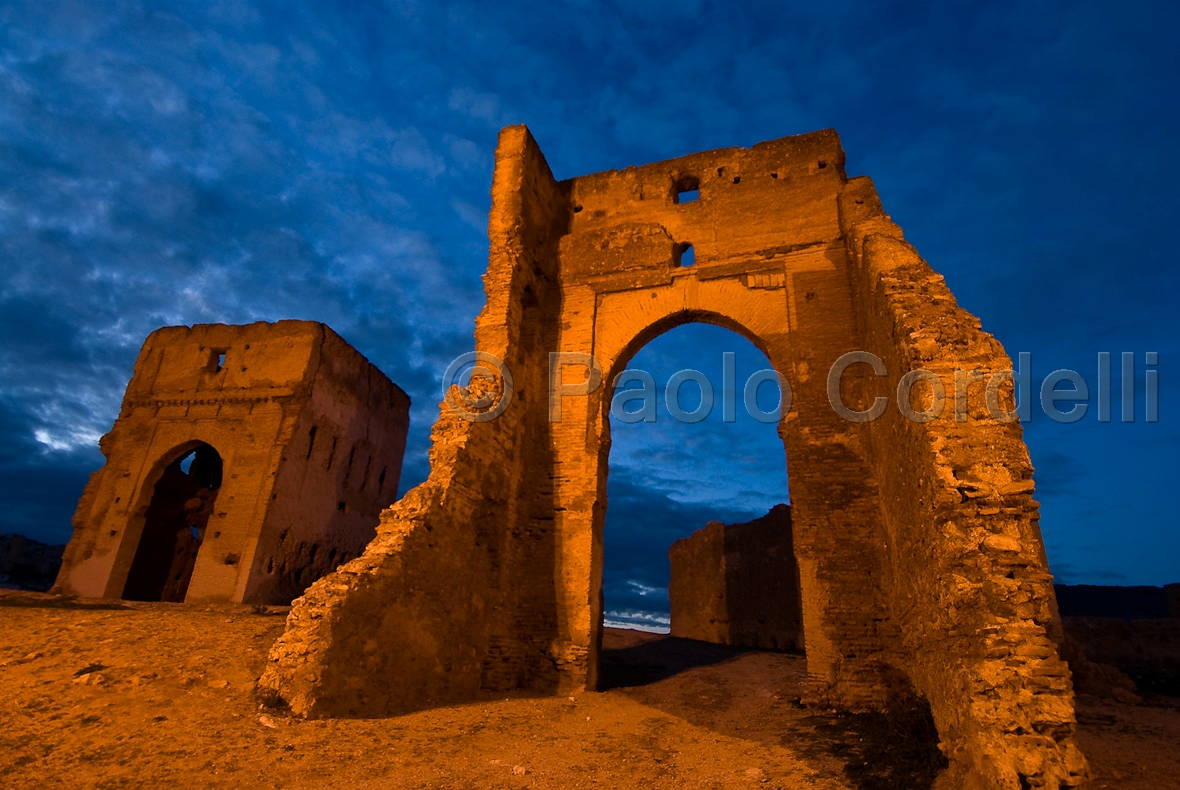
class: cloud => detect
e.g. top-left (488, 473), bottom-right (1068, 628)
top-left (0, 0), bottom-right (1177, 592)
top-left (0, 0), bottom-right (499, 514)
top-left (0, 395), bottom-right (97, 542)
top-left (607, 323), bottom-right (789, 517)
top-left (603, 473), bottom-right (768, 625)
top-left (1046, 562), bottom-right (1129, 586)
top-left (447, 87), bottom-right (507, 128)
top-left (449, 197), bottom-right (487, 233)
top-left (389, 127), bottom-right (447, 177)
top-left (1029, 449), bottom-right (1086, 498)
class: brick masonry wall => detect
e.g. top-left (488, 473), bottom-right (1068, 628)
top-left (839, 177), bottom-right (1088, 787)
top-left (669, 505), bottom-right (803, 651)
top-left (240, 325), bottom-right (410, 604)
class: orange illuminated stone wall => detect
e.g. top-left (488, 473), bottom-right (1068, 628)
top-left (55, 320), bottom-right (409, 605)
top-left (258, 127), bottom-right (1087, 789)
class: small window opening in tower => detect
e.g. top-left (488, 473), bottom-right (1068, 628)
top-left (674, 175), bottom-right (700, 204)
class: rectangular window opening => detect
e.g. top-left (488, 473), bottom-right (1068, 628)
top-left (677, 243), bottom-right (695, 268)
top-left (209, 348), bottom-right (228, 373)
top-left (674, 175), bottom-right (700, 204)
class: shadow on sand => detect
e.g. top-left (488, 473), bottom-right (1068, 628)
top-left (599, 632), bottom-right (750, 689)
top-left (600, 629), bottom-right (946, 790)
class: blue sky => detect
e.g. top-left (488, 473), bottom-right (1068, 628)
top-left (1, 1), bottom-right (1177, 624)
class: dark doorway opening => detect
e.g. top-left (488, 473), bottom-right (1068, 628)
top-left (123, 444), bottom-right (223, 602)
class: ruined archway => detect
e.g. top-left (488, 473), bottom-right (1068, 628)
top-left (260, 127), bottom-right (1089, 788)
top-left (123, 442), bottom-right (223, 602)
top-left (588, 314), bottom-right (802, 688)
top-left (595, 322), bottom-right (793, 661)
top-left (554, 270), bottom-right (895, 699)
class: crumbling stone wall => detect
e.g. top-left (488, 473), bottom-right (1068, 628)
top-left (260, 129), bottom-right (566, 714)
top-left (839, 181), bottom-right (1087, 786)
top-left (669, 505), bottom-right (802, 651)
top-left (56, 321), bottom-right (409, 605)
top-left (259, 126), bottom-right (1087, 787)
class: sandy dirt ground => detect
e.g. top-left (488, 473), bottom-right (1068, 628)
top-left (1, 590), bottom-right (1177, 789)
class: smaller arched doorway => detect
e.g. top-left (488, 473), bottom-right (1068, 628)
top-left (123, 443), bottom-right (223, 602)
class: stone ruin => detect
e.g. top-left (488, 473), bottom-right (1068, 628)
top-left (668, 504), bottom-right (803, 651)
top-left (251, 126), bottom-right (1089, 788)
top-left (55, 320), bottom-right (409, 605)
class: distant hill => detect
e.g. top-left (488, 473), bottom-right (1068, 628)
top-left (1055, 583), bottom-right (1180, 620)
top-left (0, 534), bottom-right (65, 592)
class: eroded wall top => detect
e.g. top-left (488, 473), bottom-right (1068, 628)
top-left (561, 129), bottom-right (847, 287)
top-left (124, 320), bottom-right (324, 404)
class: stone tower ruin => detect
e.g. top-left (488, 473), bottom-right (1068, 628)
top-left (55, 320), bottom-right (409, 605)
top-left (258, 127), bottom-right (1088, 788)
top-left (669, 505), bottom-right (803, 651)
